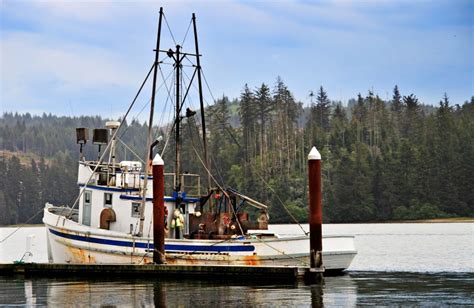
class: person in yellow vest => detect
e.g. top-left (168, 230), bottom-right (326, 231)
top-left (171, 208), bottom-right (185, 239)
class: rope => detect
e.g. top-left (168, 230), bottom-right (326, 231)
top-left (0, 207), bottom-right (44, 243)
top-left (255, 171), bottom-right (308, 236)
top-left (151, 232), bottom-right (308, 266)
top-left (253, 236), bottom-right (309, 266)
top-left (168, 236), bottom-right (245, 258)
top-left (1, 184), bottom-right (80, 244)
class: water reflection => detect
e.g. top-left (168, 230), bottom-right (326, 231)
top-left (1, 272), bottom-right (472, 307)
top-left (154, 281), bottom-right (166, 308)
top-left (0, 276), bottom-right (352, 307)
top-left (350, 272), bottom-right (474, 306)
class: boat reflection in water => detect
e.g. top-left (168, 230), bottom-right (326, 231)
top-left (12, 276), bottom-right (356, 307)
top-left (2, 272), bottom-right (473, 307)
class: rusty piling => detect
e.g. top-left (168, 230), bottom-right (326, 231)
top-left (308, 146), bottom-right (323, 269)
top-left (152, 153), bottom-right (166, 264)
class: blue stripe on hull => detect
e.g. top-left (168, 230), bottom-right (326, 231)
top-left (49, 228), bottom-right (255, 253)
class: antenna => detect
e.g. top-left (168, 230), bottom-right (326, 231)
top-left (106, 121), bottom-right (120, 172)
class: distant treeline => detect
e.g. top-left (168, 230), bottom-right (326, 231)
top-left (1, 80), bottom-right (473, 225)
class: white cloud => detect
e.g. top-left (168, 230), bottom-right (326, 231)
top-left (1, 0), bottom-right (471, 114)
top-left (0, 30), bottom-right (150, 113)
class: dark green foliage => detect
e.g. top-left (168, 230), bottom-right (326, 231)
top-left (1, 87), bottom-right (473, 225)
top-left (0, 153), bottom-right (77, 225)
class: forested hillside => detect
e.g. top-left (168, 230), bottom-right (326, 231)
top-left (1, 80), bottom-right (473, 225)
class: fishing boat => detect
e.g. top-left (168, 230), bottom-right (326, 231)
top-left (42, 8), bottom-right (356, 272)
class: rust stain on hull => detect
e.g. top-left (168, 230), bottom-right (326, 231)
top-left (67, 246), bottom-right (96, 264)
top-left (243, 255), bottom-right (261, 266)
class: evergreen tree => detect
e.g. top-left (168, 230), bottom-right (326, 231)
top-left (1, 83), bottom-right (473, 225)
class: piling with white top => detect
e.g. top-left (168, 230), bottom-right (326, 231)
top-left (308, 146), bottom-right (323, 269)
top-left (152, 153), bottom-right (166, 264)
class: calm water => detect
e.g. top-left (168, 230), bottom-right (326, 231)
top-left (1, 223), bottom-right (473, 306)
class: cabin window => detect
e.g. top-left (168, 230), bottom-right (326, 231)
top-left (131, 202), bottom-right (141, 218)
top-left (84, 190), bottom-right (91, 204)
top-left (104, 193), bottom-right (113, 208)
top-left (82, 190), bottom-right (92, 226)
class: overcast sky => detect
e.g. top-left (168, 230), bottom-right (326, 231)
top-left (1, 0), bottom-right (472, 119)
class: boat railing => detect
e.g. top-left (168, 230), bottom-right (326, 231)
top-left (181, 173), bottom-right (201, 197)
top-left (48, 206), bottom-right (79, 223)
top-left (79, 161), bottom-right (201, 196)
top-left (164, 173), bottom-right (201, 197)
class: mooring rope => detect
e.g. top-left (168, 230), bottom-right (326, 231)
top-left (0, 207), bottom-right (44, 244)
top-left (254, 236), bottom-right (309, 267)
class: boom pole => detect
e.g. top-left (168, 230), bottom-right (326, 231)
top-left (138, 7), bottom-right (163, 236)
top-left (175, 44), bottom-right (181, 192)
top-left (192, 13), bottom-right (211, 192)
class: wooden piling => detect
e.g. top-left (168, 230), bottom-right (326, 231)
top-left (152, 153), bottom-right (166, 264)
top-left (308, 146), bottom-right (322, 269)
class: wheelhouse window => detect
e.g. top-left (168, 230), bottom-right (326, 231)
top-left (131, 202), bottom-right (141, 218)
top-left (84, 190), bottom-right (91, 204)
top-left (82, 190), bottom-right (92, 226)
top-left (104, 193), bottom-right (113, 208)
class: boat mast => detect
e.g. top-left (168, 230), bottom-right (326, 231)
top-left (138, 7), bottom-right (163, 236)
top-left (192, 13), bottom-right (211, 193)
top-left (175, 44), bottom-right (181, 193)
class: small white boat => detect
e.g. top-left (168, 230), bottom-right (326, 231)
top-left (42, 8), bottom-right (356, 272)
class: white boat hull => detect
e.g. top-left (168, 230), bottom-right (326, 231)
top-left (43, 207), bottom-right (356, 271)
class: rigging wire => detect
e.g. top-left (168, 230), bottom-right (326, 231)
top-left (254, 236), bottom-right (309, 266)
top-left (181, 68), bottom-right (238, 187)
top-left (181, 71), bottom-right (227, 188)
top-left (199, 70), bottom-right (241, 146)
top-left (58, 62), bottom-right (156, 223)
top-left (199, 69), bottom-right (308, 233)
top-left (153, 64), bottom-right (176, 148)
top-left (118, 66), bottom-right (174, 141)
top-left (159, 65), bottom-right (178, 157)
top-left (117, 138), bottom-right (145, 164)
top-left (180, 62), bottom-right (307, 232)
top-left (187, 115), bottom-right (226, 188)
top-left (162, 13), bottom-right (177, 46)
top-left (0, 207), bottom-right (44, 244)
top-left (187, 132), bottom-right (244, 235)
top-left (160, 62), bottom-right (195, 68)
top-left (255, 172), bottom-right (308, 235)
top-left (5, 63), bottom-right (157, 241)
top-left (180, 18), bottom-right (193, 47)
top-left (115, 64), bottom-right (175, 161)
